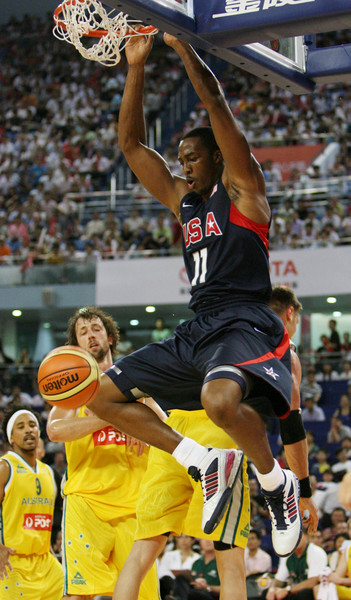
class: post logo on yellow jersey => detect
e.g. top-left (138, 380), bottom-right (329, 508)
top-left (23, 513), bottom-right (53, 531)
top-left (93, 426), bottom-right (127, 446)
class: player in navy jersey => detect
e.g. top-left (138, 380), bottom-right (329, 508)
top-left (87, 32), bottom-right (303, 558)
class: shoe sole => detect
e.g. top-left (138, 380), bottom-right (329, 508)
top-left (203, 451), bottom-right (244, 534)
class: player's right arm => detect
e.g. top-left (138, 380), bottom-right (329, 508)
top-left (0, 460), bottom-right (16, 578)
top-left (118, 34), bottom-right (187, 218)
top-left (47, 406), bottom-right (111, 442)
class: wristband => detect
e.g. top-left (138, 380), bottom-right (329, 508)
top-left (286, 584), bottom-right (291, 593)
top-left (299, 476), bottom-right (312, 498)
top-left (207, 586), bottom-right (211, 592)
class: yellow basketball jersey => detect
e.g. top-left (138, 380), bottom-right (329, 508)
top-left (63, 406), bottom-right (149, 519)
top-left (1, 451), bottom-right (56, 555)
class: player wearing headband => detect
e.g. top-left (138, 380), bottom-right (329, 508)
top-left (0, 408), bottom-right (64, 600)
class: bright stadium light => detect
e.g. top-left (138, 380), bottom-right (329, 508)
top-left (12, 309), bottom-right (22, 317)
top-left (326, 297), bottom-right (337, 304)
top-left (145, 306), bottom-right (156, 313)
top-left (130, 319), bottom-right (139, 326)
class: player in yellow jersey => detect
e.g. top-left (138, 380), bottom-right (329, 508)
top-left (0, 408), bottom-right (64, 600)
top-left (114, 410), bottom-right (250, 600)
top-left (47, 306), bottom-right (160, 600)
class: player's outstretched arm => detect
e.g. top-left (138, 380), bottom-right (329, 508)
top-left (47, 405), bottom-right (111, 442)
top-left (118, 34), bottom-right (187, 216)
top-left (164, 34), bottom-right (269, 222)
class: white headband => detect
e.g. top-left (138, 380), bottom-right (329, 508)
top-left (6, 410), bottom-right (40, 443)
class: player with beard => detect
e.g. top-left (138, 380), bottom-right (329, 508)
top-left (47, 307), bottom-right (159, 600)
top-left (0, 408), bottom-right (64, 599)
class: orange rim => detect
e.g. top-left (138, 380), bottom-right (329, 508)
top-left (54, 0), bottom-right (158, 38)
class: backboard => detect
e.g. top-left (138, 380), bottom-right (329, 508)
top-left (104, 0), bottom-right (351, 94)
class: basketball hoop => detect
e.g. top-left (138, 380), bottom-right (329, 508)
top-left (53, 0), bottom-right (158, 67)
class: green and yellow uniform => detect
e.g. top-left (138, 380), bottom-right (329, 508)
top-left (0, 451), bottom-right (63, 600)
top-left (62, 405), bottom-right (158, 598)
top-left (136, 410), bottom-right (250, 547)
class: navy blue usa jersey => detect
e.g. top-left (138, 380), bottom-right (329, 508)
top-left (181, 179), bottom-right (272, 313)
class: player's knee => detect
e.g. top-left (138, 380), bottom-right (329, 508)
top-left (201, 380), bottom-right (241, 425)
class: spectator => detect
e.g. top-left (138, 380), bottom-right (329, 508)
top-left (158, 534), bottom-right (200, 600)
top-left (0, 339), bottom-right (13, 364)
top-left (308, 528), bottom-right (324, 548)
top-left (331, 447), bottom-right (351, 482)
top-left (6, 384), bottom-right (32, 407)
top-left (328, 319), bottom-right (341, 353)
top-left (322, 507), bottom-right (348, 553)
top-left (152, 213), bottom-right (173, 252)
top-left (315, 334), bottom-right (335, 367)
top-left (301, 395), bottom-right (326, 422)
top-left (123, 208), bottom-right (145, 233)
top-left (84, 211), bottom-right (105, 239)
top-left (0, 236), bottom-right (12, 263)
top-left (264, 529), bottom-right (328, 599)
top-left (306, 430), bottom-right (319, 462)
top-left (327, 416), bottom-right (351, 444)
top-left (316, 362), bottom-right (340, 382)
top-left (115, 328), bottom-right (134, 358)
top-left (151, 317), bottom-right (172, 343)
top-left (300, 366), bottom-right (323, 404)
top-left (310, 448), bottom-right (331, 480)
top-left (244, 530), bottom-right (272, 576)
top-left (327, 532), bottom-right (349, 570)
top-left (188, 539), bottom-right (220, 600)
top-left (314, 470), bottom-right (342, 526)
top-left (340, 359), bottom-right (351, 379)
top-left (333, 394), bottom-right (351, 425)
top-left (325, 539), bottom-right (351, 596)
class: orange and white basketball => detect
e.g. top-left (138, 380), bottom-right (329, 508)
top-left (37, 345), bottom-right (100, 409)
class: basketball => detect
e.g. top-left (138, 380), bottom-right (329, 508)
top-left (37, 345), bottom-right (101, 409)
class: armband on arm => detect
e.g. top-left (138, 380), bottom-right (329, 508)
top-left (280, 409), bottom-right (306, 445)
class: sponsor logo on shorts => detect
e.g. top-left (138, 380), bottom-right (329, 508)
top-left (93, 426), bottom-right (126, 446)
top-left (23, 513), bottom-right (52, 530)
top-left (71, 571), bottom-right (86, 586)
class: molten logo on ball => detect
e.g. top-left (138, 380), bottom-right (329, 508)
top-left (42, 372), bottom-right (80, 393)
top-left (37, 345), bottom-right (100, 410)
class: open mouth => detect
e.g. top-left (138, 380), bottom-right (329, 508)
top-left (186, 178), bottom-right (195, 190)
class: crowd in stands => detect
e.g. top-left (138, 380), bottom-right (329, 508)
top-left (0, 17), bottom-right (351, 267)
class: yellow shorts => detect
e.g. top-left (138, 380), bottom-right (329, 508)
top-left (62, 493), bottom-right (158, 598)
top-left (336, 586), bottom-right (351, 599)
top-left (0, 552), bottom-right (63, 600)
top-left (136, 410), bottom-right (250, 547)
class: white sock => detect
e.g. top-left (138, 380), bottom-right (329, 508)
top-left (172, 436), bottom-right (208, 470)
top-left (255, 459), bottom-right (285, 492)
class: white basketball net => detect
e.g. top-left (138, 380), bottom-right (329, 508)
top-left (53, 0), bottom-right (158, 67)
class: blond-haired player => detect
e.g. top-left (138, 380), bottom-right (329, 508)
top-left (0, 408), bottom-right (64, 600)
top-left (47, 306), bottom-right (159, 600)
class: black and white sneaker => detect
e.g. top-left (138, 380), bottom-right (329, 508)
top-left (262, 469), bottom-right (302, 557)
top-left (189, 447), bottom-right (244, 534)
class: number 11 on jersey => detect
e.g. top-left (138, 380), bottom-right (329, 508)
top-left (191, 248), bottom-right (208, 285)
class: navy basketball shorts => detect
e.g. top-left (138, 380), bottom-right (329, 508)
top-left (105, 303), bottom-right (292, 418)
